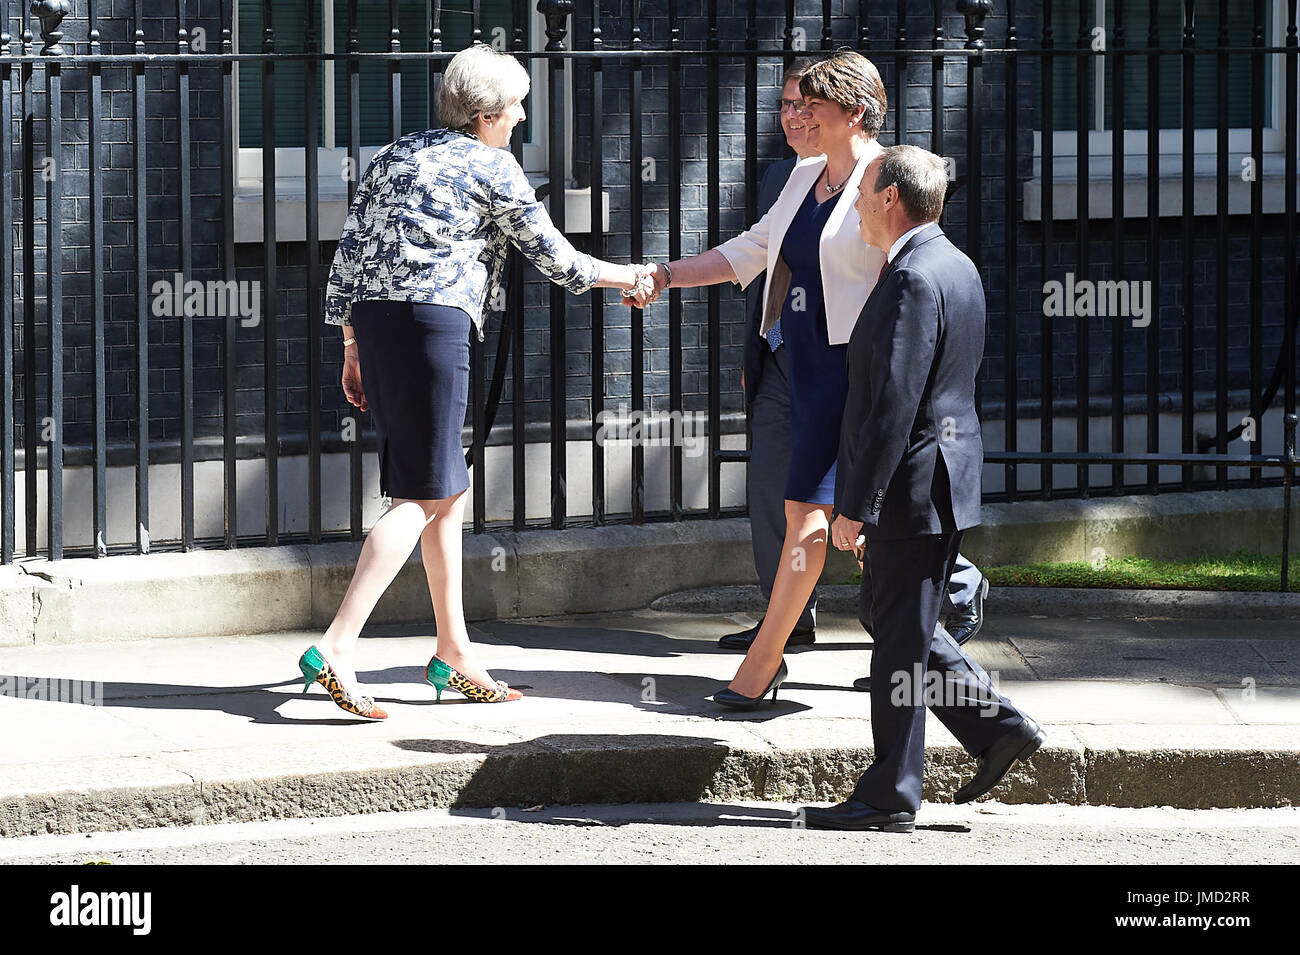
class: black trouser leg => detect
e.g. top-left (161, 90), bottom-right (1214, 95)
top-left (851, 531), bottom-right (1026, 812)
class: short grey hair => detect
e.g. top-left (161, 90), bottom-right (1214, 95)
top-left (782, 56), bottom-right (823, 87)
top-left (873, 144), bottom-right (947, 223)
top-left (438, 44), bottom-right (531, 133)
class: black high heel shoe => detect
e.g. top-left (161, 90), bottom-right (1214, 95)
top-left (713, 659), bottom-right (788, 711)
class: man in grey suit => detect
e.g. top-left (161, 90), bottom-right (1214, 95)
top-left (721, 65), bottom-right (992, 655)
top-left (803, 145), bottom-right (1043, 832)
top-left (719, 58), bottom-right (823, 650)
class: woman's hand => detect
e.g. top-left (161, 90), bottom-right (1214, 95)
top-left (649, 262), bottom-right (670, 299)
top-left (619, 264), bottom-right (658, 308)
top-left (342, 352), bottom-right (367, 412)
top-left (627, 263), bottom-right (669, 306)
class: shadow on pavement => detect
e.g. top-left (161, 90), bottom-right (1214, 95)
top-left (441, 801), bottom-right (805, 828)
top-left (470, 617), bottom-right (876, 656)
top-left (388, 733), bottom-right (772, 808)
top-left (439, 802), bottom-right (972, 832)
top-left (0, 672), bottom-right (384, 726)
top-left (362, 664), bottom-right (820, 719)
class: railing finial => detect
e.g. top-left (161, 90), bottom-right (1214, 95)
top-left (537, 0), bottom-right (573, 52)
top-left (30, 0), bottom-right (70, 56)
top-left (956, 0), bottom-right (993, 50)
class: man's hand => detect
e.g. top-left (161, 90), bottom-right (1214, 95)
top-left (341, 352), bottom-right (367, 412)
top-left (831, 514), bottom-right (864, 552)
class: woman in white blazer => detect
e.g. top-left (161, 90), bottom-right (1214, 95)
top-left (641, 51), bottom-right (889, 708)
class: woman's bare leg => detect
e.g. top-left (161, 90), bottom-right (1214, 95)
top-left (727, 500), bottom-right (833, 698)
top-left (317, 497), bottom-right (441, 690)
top-left (417, 489), bottom-right (498, 690)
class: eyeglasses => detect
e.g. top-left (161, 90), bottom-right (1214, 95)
top-left (779, 99), bottom-right (805, 114)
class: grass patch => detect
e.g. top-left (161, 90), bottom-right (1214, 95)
top-left (981, 550), bottom-right (1286, 592)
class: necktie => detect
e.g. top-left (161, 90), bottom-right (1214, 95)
top-left (878, 260), bottom-right (892, 283)
top-left (767, 318), bottom-right (783, 352)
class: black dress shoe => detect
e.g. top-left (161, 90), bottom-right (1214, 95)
top-left (713, 659), bottom-right (788, 711)
top-left (852, 676), bottom-right (871, 692)
top-left (947, 575), bottom-right (989, 646)
top-left (801, 799), bottom-right (915, 832)
top-left (717, 619), bottom-right (815, 651)
top-left (953, 716), bottom-right (1046, 804)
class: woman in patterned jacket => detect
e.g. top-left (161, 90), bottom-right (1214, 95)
top-left (299, 44), bottom-right (653, 719)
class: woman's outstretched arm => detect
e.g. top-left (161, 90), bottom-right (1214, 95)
top-left (590, 259), bottom-right (648, 293)
top-left (647, 250), bottom-right (738, 298)
top-left (644, 208), bottom-right (772, 301)
top-left (488, 154), bottom-right (653, 301)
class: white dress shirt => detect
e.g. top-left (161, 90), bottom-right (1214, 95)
top-left (887, 223), bottom-right (931, 264)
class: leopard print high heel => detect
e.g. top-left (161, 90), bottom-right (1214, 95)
top-left (425, 655), bottom-right (523, 703)
top-left (298, 646), bottom-right (389, 720)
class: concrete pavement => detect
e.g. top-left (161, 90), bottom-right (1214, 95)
top-left (1, 608), bottom-right (1298, 836)
top-left (4, 802), bottom-right (1296, 865)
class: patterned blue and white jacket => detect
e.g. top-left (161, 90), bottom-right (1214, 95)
top-left (324, 127), bottom-right (601, 340)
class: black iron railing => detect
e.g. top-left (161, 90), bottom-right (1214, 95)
top-left (0, 0), bottom-right (1297, 587)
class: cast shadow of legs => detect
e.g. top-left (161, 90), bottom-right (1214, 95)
top-left (390, 733), bottom-right (800, 821)
top-left (363, 665), bottom-right (817, 719)
top-left (0, 672), bottom-right (388, 726)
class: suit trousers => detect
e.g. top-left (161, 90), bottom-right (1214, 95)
top-left (748, 343), bottom-right (817, 630)
top-left (860, 546), bottom-right (984, 628)
top-left (851, 530), bottom-right (1027, 812)
top-left (944, 554), bottom-right (984, 613)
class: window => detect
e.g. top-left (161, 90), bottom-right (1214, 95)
top-left (1045, 0), bottom-right (1274, 134)
top-left (1026, 0), bottom-right (1293, 219)
top-left (232, 1), bottom-right (564, 240)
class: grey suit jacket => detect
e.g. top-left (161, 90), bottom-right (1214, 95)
top-left (741, 156), bottom-right (797, 406)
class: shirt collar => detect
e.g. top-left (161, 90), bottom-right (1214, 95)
top-left (887, 223), bottom-right (930, 265)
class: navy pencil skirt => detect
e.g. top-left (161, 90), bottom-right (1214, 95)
top-left (351, 300), bottom-right (472, 501)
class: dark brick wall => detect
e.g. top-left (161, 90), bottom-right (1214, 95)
top-left (6, 0), bottom-right (1297, 457)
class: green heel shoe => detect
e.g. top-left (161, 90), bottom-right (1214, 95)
top-left (425, 656), bottom-right (447, 702)
top-left (425, 655), bottom-right (522, 703)
top-left (297, 645), bottom-right (388, 720)
top-left (299, 646), bottom-right (324, 694)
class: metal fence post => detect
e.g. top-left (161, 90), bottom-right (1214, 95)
top-left (1284, 414), bottom-right (1296, 593)
top-left (958, 1), bottom-right (990, 425)
top-left (35, 0), bottom-right (68, 561)
top-left (539, 0), bottom-right (572, 530)
top-left (1, 1), bottom-right (14, 565)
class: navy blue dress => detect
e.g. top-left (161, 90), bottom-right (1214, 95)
top-left (779, 183), bottom-right (847, 505)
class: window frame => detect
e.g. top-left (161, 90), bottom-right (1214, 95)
top-left (231, 1), bottom-right (563, 188)
top-left (1025, 0), bottom-right (1295, 219)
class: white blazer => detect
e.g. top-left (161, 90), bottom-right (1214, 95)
top-left (716, 141), bottom-right (887, 346)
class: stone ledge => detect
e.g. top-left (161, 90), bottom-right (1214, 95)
top-left (0, 519), bottom-right (761, 646)
top-left (1, 486), bottom-right (1294, 646)
top-left (2, 730), bottom-right (1294, 837)
top-left (652, 583), bottom-right (1300, 621)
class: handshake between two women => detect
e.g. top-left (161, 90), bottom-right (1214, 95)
top-left (618, 262), bottom-right (671, 309)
